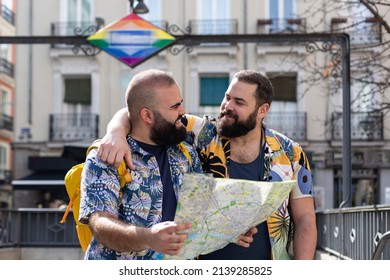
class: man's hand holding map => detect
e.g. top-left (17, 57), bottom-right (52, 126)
top-left (164, 173), bottom-right (295, 260)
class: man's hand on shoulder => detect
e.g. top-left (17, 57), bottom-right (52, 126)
top-left (97, 133), bottom-right (134, 170)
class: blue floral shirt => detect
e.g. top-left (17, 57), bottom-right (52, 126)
top-left (79, 137), bottom-right (202, 260)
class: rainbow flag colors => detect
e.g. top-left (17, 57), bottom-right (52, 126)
top-left (87, 13), bottom-right (176, 68)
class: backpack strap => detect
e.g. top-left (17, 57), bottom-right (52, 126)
top-left (178, 142), bottom-right (192, 165)
top-left (60, 140), bottom-right (131, 224)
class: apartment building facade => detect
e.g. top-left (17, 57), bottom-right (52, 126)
top-left (0, 0), bottom-right (15, 209)
top-left (10, 0), bottom-right (390, 210)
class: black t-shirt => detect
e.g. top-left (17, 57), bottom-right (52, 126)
top-left (136, 141), bottom-right (176, 222)
top-left (200, 144), bottom-right (271, 260)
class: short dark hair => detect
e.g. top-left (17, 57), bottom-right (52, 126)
top-left (233, 70), bottom-right (274, 108)
top-left (126, 69), bottom-right (177, 121)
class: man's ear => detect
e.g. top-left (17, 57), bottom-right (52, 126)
top-left (258, 103), bottom-right (270, 119)
top-left (140, 107), bottom-right (154, 125)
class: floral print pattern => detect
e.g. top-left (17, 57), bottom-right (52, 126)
top-left (185, 115), bottom-right (314, 260)
top-left (79, 137), bottom-right (202, 260)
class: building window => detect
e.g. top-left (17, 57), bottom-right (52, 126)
top-left (0, 145), bottom-right (7, 180)
top-left (67, 0), bottom-right (92, 22)
top-left (267, 72), bottom-right (297, 102)
top-left (270, 0), bottom-right (295, 19)
top-left (64, 78), bottom-right (91, 105)
top-left (197, 0), bottom-right (231, 34)
top-left (334, 167), bottom-right (378, 207)
top-left (143, 0), bottom-right (161, 20)
top-left (269, 0), bottom-right (296, 32)
top-left (200, 76), bottom-right (229, 106)
top-left (64, 0), bottom-right (93, 35)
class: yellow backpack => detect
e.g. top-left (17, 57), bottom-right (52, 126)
top-left (59, 140), bottom-right (131, 252)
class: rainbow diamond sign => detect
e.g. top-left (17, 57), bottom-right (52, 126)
top-left (87, 13), bottom-right (176, 68)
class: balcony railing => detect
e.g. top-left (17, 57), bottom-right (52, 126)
top-left (257, 18), bottom-right (307, 34)
top-left (0, 58), bottom-right (14, 78)
top-left (316, 204), bottom-right (390, 260)
top-left (50, 21), bottom-right (99, 49)
top-left (331, 112), bottom-right (383, 141)
top-left (0, 114), bottom-right (13, 131)
top-left (1, 5), bottom-right (14, 25)
top-left (149, 20), bottom-right (169, 31)
top-left (330, 17), bottom-right (382, 46)
top-left (264, 112), bottom-right (307, 141)
top-left (0, 209), bottom-right (79, 248)
top-left (189, 19), bottom-right (238, 35)
top-left (2, 207), bottom-right (390, 260)
top-left (49, 113), bottom-right (99, 141)
top-left (0, 170), bottom-right (11, 184)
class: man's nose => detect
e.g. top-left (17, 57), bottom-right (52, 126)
top-left (224, 100), bottom-right (233, 111)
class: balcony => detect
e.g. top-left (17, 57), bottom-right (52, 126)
top-left (0, 170), bottom-right (11, 184)
top-left (49, 113), bottom-right (99, 141)
top-left (330, 17), bottom-right (382, 46)
top-left (189, 19), bottom-right (238, 35)
top-left (264, 112), bottom-right (307, 141)
top-left (0, 58), bottom-right (14, 78)
top-left (331, 112), bottom-right (383, 141)
top-left (149, 20), bottom-right (169, 31)
top-left (0, 114), bottom-right (13, 131)
top-left (50, 21), bottom-right (100, 49)
top-left (257, 18), bottom-right (307, 34)
top-left (1, 5), bottom-right (14, 25)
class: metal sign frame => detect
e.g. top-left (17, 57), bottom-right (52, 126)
top-left (0, 32), bottom-right (351, 208)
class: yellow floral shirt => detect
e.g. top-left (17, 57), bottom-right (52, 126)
top-left (185, 115), bottom-right (314, 260)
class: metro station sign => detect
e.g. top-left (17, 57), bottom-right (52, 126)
top-left (87, 13), bottom-right (176, 68)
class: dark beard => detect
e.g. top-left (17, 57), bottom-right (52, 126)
top-left (150, 111), bottom-right (187, 145)
top-left (217, 109), bottom-right (258, 138)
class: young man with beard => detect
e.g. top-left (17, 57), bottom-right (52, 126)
top-left (78, 69), bottom-right (204, 260)
top-left (97, 70), bottom-right (317, 260)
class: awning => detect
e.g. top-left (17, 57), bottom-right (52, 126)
top-left (12, 145), bottom-right (88, 190)
top-left (12, 171), bottom-right (66, 190)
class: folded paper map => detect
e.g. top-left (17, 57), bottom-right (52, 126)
top-left (164, 173), bottom-right (295, 260)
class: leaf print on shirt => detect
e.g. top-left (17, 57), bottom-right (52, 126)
top-left (267, 200), bottom-right (290, 243)
top-left (199, 151), bottom-right (226, 178)
top-left (129, 191), bottom-right (152, 220)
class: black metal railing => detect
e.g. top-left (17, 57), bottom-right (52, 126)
top-left (50, 21), bottom-right (99, 49)
top-left (49, 113), bottom-right (99, 141)
top-left (0, 114), bottom-right (13, 131)
top-left (330, 17), bottom-right (382, 46)
top-left (51, 21), bottom-right (99, 37)
top-left (0, 58), bottom-right (14, 78)
top-left (0, 209), bottom-right (79, 248)
top-left (2, 206), bottom-right (390, 260)
top-left (331, 112), bottom-right (383, 141)
top-left (1, 5), bottom-right (14, 25)
top-left (0, 170), bottom-right (11, 184)
top-left (316, 204), bottom-right (390, 260)
top-left (189, 19), bottom-right (238, 35)
top-left (264, 112), bottom-right (307, 141)
top-left (149, 20), bottom-right (169, 31)
top-left (257, 18), bottom-right (307, 34)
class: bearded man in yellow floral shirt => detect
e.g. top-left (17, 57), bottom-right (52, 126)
top-left (98, 70), bottom-right (317, 260)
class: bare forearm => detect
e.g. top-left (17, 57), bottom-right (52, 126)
top-left (89, 212), bottom-right (149, 252)
top-left (99, 107), bottom-right (134, 168)
top-left (293, 216), bottom-right (317, 259)
top-left (107, 107), bottom-right (131, 136)
top-left (88, 211), bottom-right (192, 255)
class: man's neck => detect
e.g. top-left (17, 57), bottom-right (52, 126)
top-left (130, 127), bottom-right (155, 145)
top-left (229, 127), bottom-right (264, 164)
